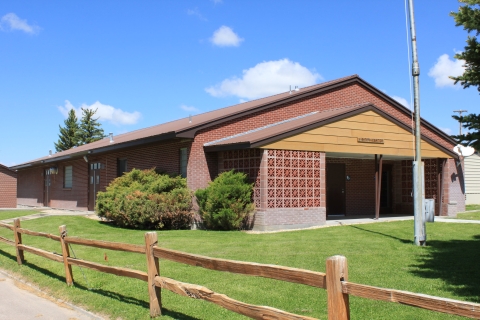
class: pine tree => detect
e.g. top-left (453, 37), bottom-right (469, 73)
top-left (54, 109), bottom-right (80, 152)
top-left (452, 113), bottom-right (480, 150)
top-left (77, 108), bottom-right (105, 145)
top-left (450, 0), bottom-right (480, 149)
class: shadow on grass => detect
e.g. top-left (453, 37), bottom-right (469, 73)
top-left (0, 248), bottom-right (199, 319)
top-left (410, 234), bottom-right (480, 303)
top-left (348, 225), bottom-right (412, 244)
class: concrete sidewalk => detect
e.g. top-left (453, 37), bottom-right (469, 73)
top-left (326, 214), bottom-right (480, 226)
top-left (0, 270), bottom-right (102, 320)
top-left (0, 208), bottom-right (98, 224)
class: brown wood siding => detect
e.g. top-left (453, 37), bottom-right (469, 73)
top-left (261, 111), bottom-right (450, 158)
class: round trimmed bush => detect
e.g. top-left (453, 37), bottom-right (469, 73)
top-left (96, 168), bottom-right (193, 230)
top-left (195, 170), bottom-right (254, 230)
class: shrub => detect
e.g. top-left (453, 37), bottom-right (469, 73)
top-left (195, 170), bottom-right (254, 230)
top-left (96, 169), bottom-right (193, 230)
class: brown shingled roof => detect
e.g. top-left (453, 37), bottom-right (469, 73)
top-left (10, 74), bottom-right (456, 169)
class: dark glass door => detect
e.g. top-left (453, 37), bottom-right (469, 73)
top-left (326, 163), bottom-right (346, 215)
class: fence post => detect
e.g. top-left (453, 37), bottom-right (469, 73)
top-left (59, 225), bottom-right (74, 286)
top-left (13, 218), bottom-right (24, 265)
top-left (145, 232), bottom-right (161, 317)
top-left (326, 255), bottom-right (350, 320)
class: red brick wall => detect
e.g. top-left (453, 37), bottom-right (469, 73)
top-left (443, 158), bottom-right (466, 216)
top-left (17, 139), bottom-right (193, 211)
top-left (17, 160), bottom-right (89, 210)
top-left (326, 158), bottom-right (375, 215)
top-left (0, 166), bottom-right (17, 208)
top-left (17, 167), bottom-right (43, 207)
top-left (48, 159), bottom-right (89, 210)
top-left (188, 83), bottom-right (455, 191)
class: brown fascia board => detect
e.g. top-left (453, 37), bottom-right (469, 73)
top-left (205, 104), bottom-right (458, 159)
top-left (0, 163), bottom-right (17, 172)
top-left (181, 76), bottom-right (457, 147)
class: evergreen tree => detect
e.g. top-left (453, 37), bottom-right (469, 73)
top-left (77, 108), bottom-right (105, 145)
top-left (452, 113), bottom-right (480, 150)
top-left (450, 0), bottom-right (480, 150)
top-left (54, 109), bottom-right (80, 152)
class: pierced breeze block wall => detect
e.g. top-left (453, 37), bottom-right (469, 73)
top-left (258, 149), bottom-right (325, 231)
top-left (0, 165), bottom-right (17, 208)
top-left (218, 148), bottom-right (326, 231)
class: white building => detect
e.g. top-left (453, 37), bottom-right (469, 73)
top-left (465, 152), bottom-right (480, 205)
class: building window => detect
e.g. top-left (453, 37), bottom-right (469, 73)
top-left (180, 148), bottom-right (187, 178)
top-left (117, 159), bottom-right (127, 177)
top-left (64, 166), bottom-right (73, 188)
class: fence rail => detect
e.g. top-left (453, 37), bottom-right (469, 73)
top-left (0, 218), bottom-right (479, 320)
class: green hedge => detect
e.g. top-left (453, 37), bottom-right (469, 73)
top-left (96, 169), bottom-right (193, 229)
top-left (195, 170), bottom-right (254, 230)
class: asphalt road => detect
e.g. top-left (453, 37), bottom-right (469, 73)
top-left (0, 274), bottom-right (101, 320)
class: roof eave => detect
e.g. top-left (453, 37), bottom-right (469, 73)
top-left (12, 131), bottom-right (179, 170)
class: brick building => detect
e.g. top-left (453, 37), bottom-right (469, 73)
top-left (11, 75), bottom-right (464, 230)
top-left (0, 163), bottom-right (17, 208)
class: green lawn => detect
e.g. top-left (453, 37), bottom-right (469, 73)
top-left (0, 217), bottom-right (478, 319)
top-left (0, 210), bottom-right (40, 221)
top-left (456, 211), bottom-right (480, 220)
top-left (466, 204), bottom-right (480, 211)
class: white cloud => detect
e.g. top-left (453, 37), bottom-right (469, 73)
top-left (58, 100), bottom-right (141, 125)
top-left (180, 105), bottom-right (200, 113)
top-left (440, 127), bottom-right (453, 135)
top-left (210, 26), bottom-right (243, 47)
top-left (206, 59), bottom-right (321, 100)
top-left (428, 54), bottom-right (465, 88)
top-left (211, 0), bottom-right (223, 4)
top-left (0, 13), bottom-right (40, 34)
top-left (187, 8), bottom-right (207, 21)
top-left (392, 96), bottom-right (411, 109)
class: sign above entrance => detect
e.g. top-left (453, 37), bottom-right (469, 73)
top-left (357, 137), bottom-right (384, 144)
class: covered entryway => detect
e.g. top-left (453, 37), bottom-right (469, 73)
top-left (262, 106), bottom-right (452, 218)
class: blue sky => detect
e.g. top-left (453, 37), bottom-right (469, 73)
top-left (0, 1), bottom-right (478, 166)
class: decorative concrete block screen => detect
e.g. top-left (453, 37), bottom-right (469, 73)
top-left (266, 150), bottom-right (324, 209)
top-left (219, 149), bottom-right (262, 208)
top-left (401, 159), bottom-right (438, 203)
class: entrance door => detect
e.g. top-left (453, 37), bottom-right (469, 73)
top-left (43, 169), bottom-right (51, 207)
top-left (88, 162), bottom-right (103, 211)
top-left (380, 165), bottom-right (393, 214)
top-left (326, 163), bottom-right (346, 215)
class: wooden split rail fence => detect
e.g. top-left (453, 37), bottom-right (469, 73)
top-left (0, 219), bottom-right (479, 319)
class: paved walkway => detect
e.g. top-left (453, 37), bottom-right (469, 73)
top-left (0, 270), bottom-right (102, 320)
top-left (0, 208), bottom-right (98, 224)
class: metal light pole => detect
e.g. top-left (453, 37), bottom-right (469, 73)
top-left (408, 0), bottom-right (426, 246)
top-left (453, 109), bottom-right (468, 135)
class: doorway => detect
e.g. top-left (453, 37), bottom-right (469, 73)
top-left (380, 164), bottom-right (393, 214)
top-left (43, 169), bottom-right (51, 207)
top-left (326, 163), bottom-right (346, 215)
top-left (88, 162), bottom-right (103, 211)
